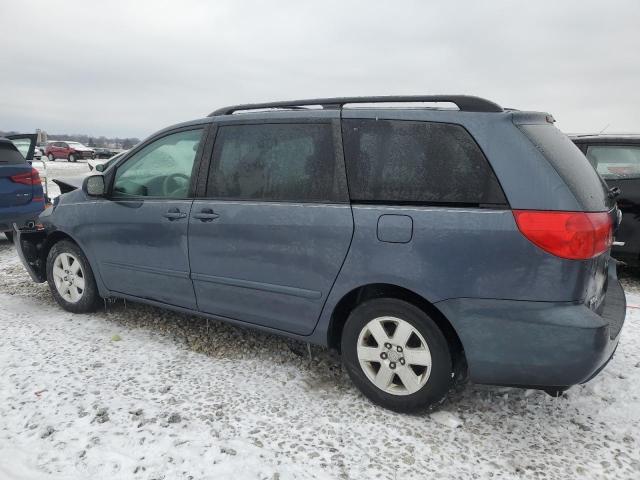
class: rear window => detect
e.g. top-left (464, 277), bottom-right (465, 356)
top-left (0, 140), bottom-right (27, 165)
top-left (518, 124), bottom-right (611, 211)
top-left (342, 119), bottom-right (507, 206)
top-left (586, 145), bottom-right (640, 180)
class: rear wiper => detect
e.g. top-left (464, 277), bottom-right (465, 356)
top-left (608, 186), bottom-right (621, 199)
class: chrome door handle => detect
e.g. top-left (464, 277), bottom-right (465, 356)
top-left (163, 209), bottom-right (187, 220)
top-left (193, 209), bottom-right (219, 222)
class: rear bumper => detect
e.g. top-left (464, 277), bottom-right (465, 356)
top-left (436, 263), bottom-right (626, 388)
top-left (0, 202), bottom-right (44, 231)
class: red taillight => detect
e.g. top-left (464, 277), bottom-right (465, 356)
top-left (513, 210), bottom-right (612, 260)
top-left (9, 167), bottom-right (41, 186)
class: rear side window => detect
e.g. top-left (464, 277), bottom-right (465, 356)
top-left (586, 145), bottom-right (640, 180)
top-left (518, 124), bottom-right (611, 211)
top-left (10, 138), bottom-right (32, 159)
top-left (341, 119), bottom-right (506, 205)
top-left (0, 140), bottom-right (26, 165)
top-left (207, 123), bottom-right (346, 203)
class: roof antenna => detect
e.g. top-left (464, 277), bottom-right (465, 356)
top-left (598, 123), bottom-right (610, 134)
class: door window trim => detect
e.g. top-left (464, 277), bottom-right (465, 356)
top-left (196, 119), bottom-right (349, 205)
top-left (105, 124), bottom-right (211, 201)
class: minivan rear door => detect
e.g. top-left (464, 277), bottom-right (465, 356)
top-left (189, 113), bottom-right (353, 335)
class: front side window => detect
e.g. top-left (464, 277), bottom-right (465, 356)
top-left (586, 145), bottom-right (640, 180)
top-left (342, 119), bottom-right (506, 205)
top-left (207, 123), bottom-right (344, 202)
top-left (113, 128), bottom-right (203, 198)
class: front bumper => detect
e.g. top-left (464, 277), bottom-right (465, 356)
top-left (436, 263), bottom-right (626, 388)
top-left (14, 227), bottom-right (48, 282)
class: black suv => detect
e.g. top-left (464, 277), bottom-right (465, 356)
top-left (572, 135), bottom-right (640, 266)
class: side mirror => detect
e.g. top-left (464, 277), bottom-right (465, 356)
top-left (95, 163), bottom-right (105, 172)
top-left (83, 175), bottom-right (106, 197)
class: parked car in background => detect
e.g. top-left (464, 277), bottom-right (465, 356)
top-left (88, 150), bottom-right (127, 172)
top-left (572, 135), bottom-right (640, 266)
top-left (93, 147), bottom-right (116, 159)
top-left (45, 141), bottom-right (95, 162)
top-left (51, 152), bottom-right (129, 195)
top-left (15, 96), bottom-right (625, 412)
top-left (0, 134), bottom-right (45, 242)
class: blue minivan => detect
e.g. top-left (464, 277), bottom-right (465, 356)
top-left (1, 134), bottom-right (45, 242)
top-left (14, 96), bottom-right (626, 412)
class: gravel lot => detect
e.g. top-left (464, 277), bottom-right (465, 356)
top-left (1, 159), bottom-right (639, 479)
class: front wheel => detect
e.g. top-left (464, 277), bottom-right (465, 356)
top-left (341, 298), bottom-right (453, 413)
top-left (68, 154), bottom-right (76, 162)
top-left (47, 153), bottom-right (55, 161)
top-left (46, 240), bottom-right (100, 313)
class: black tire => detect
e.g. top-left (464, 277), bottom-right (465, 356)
top-left (3, 231), bottom-right (14, 243)
top-left (341, 298), bottom-right (453, 413)
top-left (47, 153), bottom-right (55, 162)
top-left (543, 386), bottom-right (570, 398)
top-left (46, 240), bottom-right (101, 313)
top-left (68, 154), bottom-right (76, 163)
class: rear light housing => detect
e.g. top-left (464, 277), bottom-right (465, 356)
top-left (10, 167), bottom-right (42, 186)
top-left (513, 210), bottom-right (612, 260)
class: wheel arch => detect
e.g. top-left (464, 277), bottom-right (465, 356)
top-left (327, 283), bottom-right (467, 374)
top-left (40, 229), bottom-right (106, 294)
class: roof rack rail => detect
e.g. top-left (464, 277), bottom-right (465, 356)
top-left (208, 95), bottom-right (503, 116)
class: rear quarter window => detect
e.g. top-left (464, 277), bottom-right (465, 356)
top-left (518, 124), bottom-right (611, 212)
top-left (341, 119), bottom-right (507, 206)
top-left (586, 145), bottom-right (640, 180)
top-left (0, 140), bottom-right (27, 165)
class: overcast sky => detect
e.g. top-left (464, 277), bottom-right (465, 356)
top-left (2, 0), bottom-right (639, 139)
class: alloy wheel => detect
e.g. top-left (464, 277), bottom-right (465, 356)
top-left (357, 316), bottom-right (432, 396)
top-left (52, 252), bottom-right (85, 303)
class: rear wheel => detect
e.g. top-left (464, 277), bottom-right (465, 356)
top-left (46, 240), bottom-right (100, 313)
top-left (341, 298), bottom-right (453, 412)
top-left (3, 231), bottom-right (13, 243)
top-left (47, 153), bottom-right (55, 161)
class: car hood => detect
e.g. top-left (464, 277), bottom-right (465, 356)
top-left (52, 176), bottom-right (85, 194)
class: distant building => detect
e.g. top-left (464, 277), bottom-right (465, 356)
top-left (36, 129), bottom-right (48, 143)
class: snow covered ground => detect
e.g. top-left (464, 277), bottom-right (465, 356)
top-left (1, 218), bottom-right (640, 478)
top-left (31, 158), bottom-right (91, 200)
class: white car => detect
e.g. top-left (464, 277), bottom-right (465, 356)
top-left (87, 151), bottom-right (128, 172)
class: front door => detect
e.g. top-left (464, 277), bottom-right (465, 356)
top-left (189, 117), bottom-right (353, 335)
top-left (86, 127), bottom-right (206, 309)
